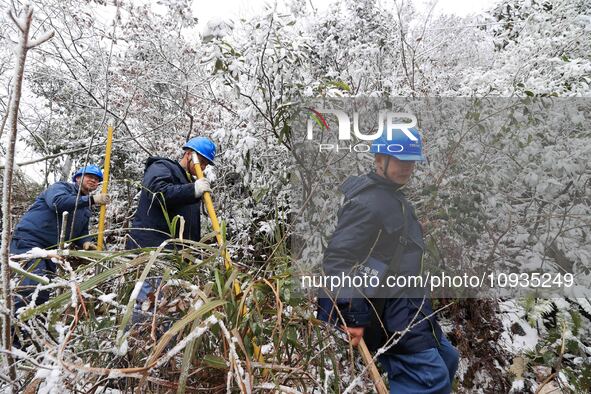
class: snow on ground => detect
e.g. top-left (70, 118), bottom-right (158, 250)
top-left (499, 299), bottom-right (539, 353)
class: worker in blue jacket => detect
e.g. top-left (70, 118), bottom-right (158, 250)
top-left (126, 137), bottom-right (215, 305)
top-left (318, 128), bottom-right (459, 394)
top-left (10, 165), bottom-right (109, 308)
top-left (126, 136), bottom-right (215, 249)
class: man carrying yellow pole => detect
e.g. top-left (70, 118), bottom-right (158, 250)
top-left (126, 137), bottom-right (213, 251)
top-left (124, 136), bottom-right (263, 361)
top-left (125, 137), bottom-right (214, 301)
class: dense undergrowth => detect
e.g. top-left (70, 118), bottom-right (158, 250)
top-left (7, 233), bottom-right (382, 393)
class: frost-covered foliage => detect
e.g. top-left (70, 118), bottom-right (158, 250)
top-left (1, 0), bottom-right (590, 391)
top-left (416, 98), bottom-right (591, 391)
top-left (464, 0), bottom-right (591, 96)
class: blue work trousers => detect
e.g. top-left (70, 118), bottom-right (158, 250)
top-left (379, 335), bottom-right (459, 394)
top-left (10, 238), bottom-right (56, 309)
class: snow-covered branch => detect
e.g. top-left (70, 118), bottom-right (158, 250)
top-left (27, 30), bottom-right (55, 49)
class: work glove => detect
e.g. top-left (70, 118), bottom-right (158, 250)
top-left (82, 241), bottom-right (97, 250)
top-left (91, 193), bottom-right (110, 206)
top-left (194, 178), bottom-right (212, 198)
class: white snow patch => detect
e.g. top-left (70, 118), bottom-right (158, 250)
top-left (11, 347), bottom-right (30, 359)
top-left (112, 338), bottom-right (129, 356)
top-left (10, 247), bottom-right (51, 259)
top-left (202, 17), bottom-right (234, 41)
top-left (499, 300), bottom-right (539, 353)
top-left (510, 379), bottom-right (524, 392)
top-left (260, 343), bottom-right (274, 355)
top-left (98, 293), bottom-right (117, 303)
top-left (54, 323), bottom-right (68, 344)
top-left (129, 281), bottom-right (144, 302)
top-left (258, 221), bottom-right (275, 236)
top-left (36, 367), bottom-right (61, 394)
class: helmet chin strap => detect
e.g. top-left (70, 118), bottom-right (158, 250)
top-left (383, 156), bottom-right (391, 178)
top-left (382, 156), bottom-right (403, 188)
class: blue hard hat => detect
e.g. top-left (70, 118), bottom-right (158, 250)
top-left (72, 165), bottom-right (103, 182)
top-left (369, 127), bottom-right (426, 161)
top-left (183, 136), bottom-right (216, 165)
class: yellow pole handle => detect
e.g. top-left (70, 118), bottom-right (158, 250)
top-left (97, 125), bottom-right (113, 251)
top-left (359, 338), bottom-right (388, 394)
top-left (191, 153), bottom-right (235, 280)
top-left (191, 152), bottom-right (264, 364)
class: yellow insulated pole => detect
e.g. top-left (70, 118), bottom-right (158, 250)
top-left (190, 152), bottom-right (239, 292)
top-left (359, 338), bottom-right (388, 394)
top-left (97, 125), bottom-right (113, 251)
top-left (191, 151), bottom-right (264, 363)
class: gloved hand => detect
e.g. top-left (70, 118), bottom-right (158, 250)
top-left (82, 241), bottom-right (97, 250)
top-left (194, 178), bottom-right (212, 198)
top-left (342, 326), bottom-right (365, 347)
top-left (91, 193), bottom-right (110, 206)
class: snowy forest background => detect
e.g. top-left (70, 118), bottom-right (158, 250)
top-left (0, 0), bottom-right (590, 392)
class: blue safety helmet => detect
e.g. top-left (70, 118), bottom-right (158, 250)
top-left (72, 165), bottom-right (103, 182)
top-left (369, 127), bottom-right (426, 161)
top-left (182, 136), bottom-right (216, 165)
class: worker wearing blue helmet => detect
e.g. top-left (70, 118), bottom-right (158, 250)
top-left (126, 136), bottom-right (216, 250)
top-left (10, 164), bottom-right (109, 314)
top-left (318, 127), bottom-right (459, 393)
top-left (126, 136), bottom-right (216, 310)
top-left (182, 136), bottom-right (216, 165)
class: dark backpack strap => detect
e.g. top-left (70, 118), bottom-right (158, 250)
top-left (363, 196), bottom-right (408, 352)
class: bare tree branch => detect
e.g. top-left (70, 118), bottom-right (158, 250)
top-left (0, 145), bottom-right (100, 170)
top-left (7, 9), bottom-right (27, 33)
top-left (26, 30), bottom-right (55, 49)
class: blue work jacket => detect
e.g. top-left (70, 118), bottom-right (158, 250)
top-left (12, 181), bottom-right (93, 249)
top-left (318, 172), bottom-right (442, 354)
top-left (126, 157), bottom-right (201, 248)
